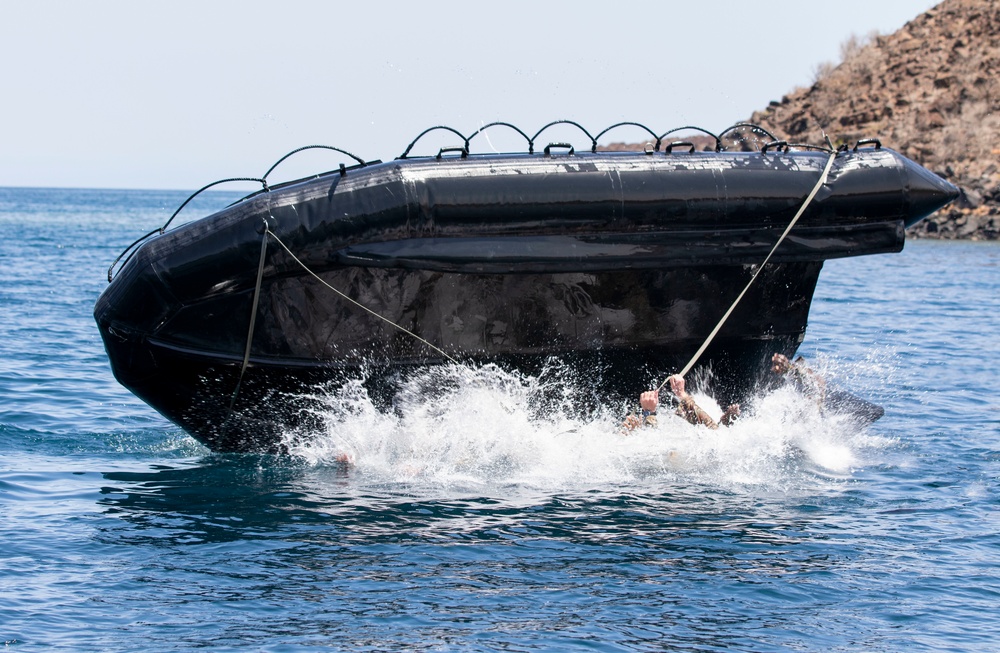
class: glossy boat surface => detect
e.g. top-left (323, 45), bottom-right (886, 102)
top-left (95, 127), bottom-right (958, 451)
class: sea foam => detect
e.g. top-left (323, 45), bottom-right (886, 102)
top-left (280, 360), bottom-right (894, 494)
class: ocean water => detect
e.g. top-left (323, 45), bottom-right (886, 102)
top-left (1, 186), bottom-right (998, 652)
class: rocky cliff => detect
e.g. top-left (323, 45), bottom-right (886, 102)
top-left (749, 0), bottom-right (999, 239)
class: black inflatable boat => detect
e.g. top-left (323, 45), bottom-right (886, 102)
top-left (95, 122), bottom-right (958, 451)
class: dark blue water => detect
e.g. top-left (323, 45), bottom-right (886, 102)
top-left (2, 187), bottom-right (998, 652)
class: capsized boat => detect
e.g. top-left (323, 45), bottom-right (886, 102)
top-left (95, 122), bottom-right (958, 451)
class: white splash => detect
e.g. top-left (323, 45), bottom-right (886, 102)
top-left (280, 362), bottom-right (895, 494)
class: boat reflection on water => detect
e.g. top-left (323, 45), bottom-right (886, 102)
top-left (98, 458), bottom-right (350, 546)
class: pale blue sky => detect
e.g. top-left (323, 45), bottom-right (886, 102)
top-left (2, 0), bottom-right (939, 190)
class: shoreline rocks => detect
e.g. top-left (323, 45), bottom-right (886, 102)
top-left (748, 0), bottom-right (999, 240)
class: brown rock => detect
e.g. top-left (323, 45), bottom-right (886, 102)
top-left (746, 0), bottom-right (1000, 240)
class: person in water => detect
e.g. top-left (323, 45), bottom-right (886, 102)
top-left (625, 351), bottom-right (827, 430)
top-left (622, 374), bottom-right (740, 431)
top-left (770, 352), bottom-right (826, 407)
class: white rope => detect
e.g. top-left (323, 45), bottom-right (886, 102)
top-left (657, 149), bottom-right (839, 392)
top-left (265, 228), bottom-right (461, 365)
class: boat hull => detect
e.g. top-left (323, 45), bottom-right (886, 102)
top-left (95, 145), bottom-right (957, 451)
top-left (99, 262), bottom-right (824, 451)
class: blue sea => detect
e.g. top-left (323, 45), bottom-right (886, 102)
top-left (1, 186), bottom-right (998, 652)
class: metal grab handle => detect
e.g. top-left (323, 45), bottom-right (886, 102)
top-left (436, 146), bottom-right (469, 160)
top-left (854, 138), bottom-right (882, 151)
top-left (664, 141), bottom-right (695, 154)
top-left (543, 142), bottom-right (575, 156)
top-left (762, 140), bottom-right (790, 154)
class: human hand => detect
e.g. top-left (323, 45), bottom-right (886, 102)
top-left (668, 374), bottom-right (687, 398)
top-left (771, 353), bottom-right (791, 374)
top-left (622, 414), bottom-right (642, 431)
top-left (639, 390), bottom-right (659, 413)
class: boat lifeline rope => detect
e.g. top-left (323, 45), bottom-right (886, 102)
top-left (655, 147), bottom-right (839, 395)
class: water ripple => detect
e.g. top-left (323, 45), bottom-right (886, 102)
top-left (2, 191), bottom-right (999, 651)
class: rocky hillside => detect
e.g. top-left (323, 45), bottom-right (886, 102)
top-left (749, 0), bottom-right (999, 239)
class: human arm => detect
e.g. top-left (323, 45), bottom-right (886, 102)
top-left (675, 395), bottom-right (719, 429)
top-left (669, 375), bottom-right (717, 428)
top-left (669, 374), bottom-right (739, 429)
top-left (772, 353), bottom-right (826, 405)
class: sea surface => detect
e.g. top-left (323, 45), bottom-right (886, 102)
top-left (1, 186), bottom-right (998, 652)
